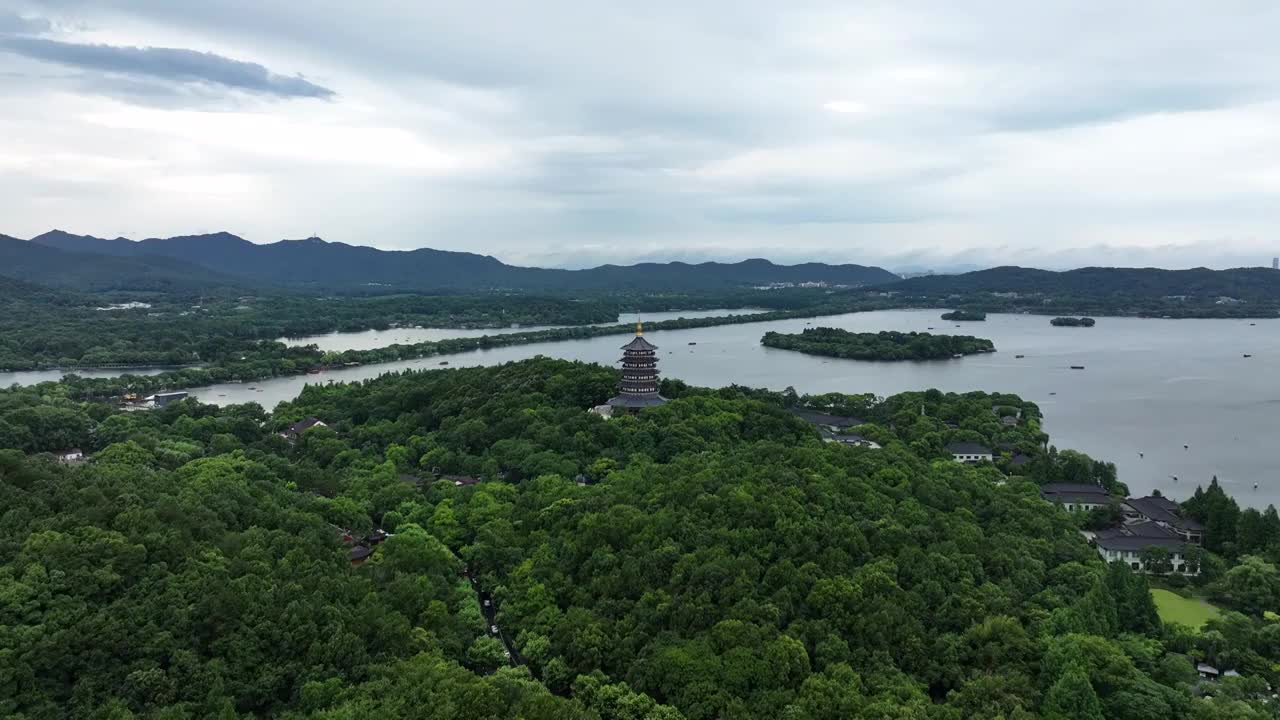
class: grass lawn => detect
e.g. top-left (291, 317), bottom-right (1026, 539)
top-left (1152, 588), bottom-right (1222, 629)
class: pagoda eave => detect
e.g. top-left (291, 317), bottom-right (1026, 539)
top-left (607, 394), bottom-right (669, 409)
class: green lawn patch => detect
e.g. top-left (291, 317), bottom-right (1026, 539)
top-left (1152, 588), bottom-right (1222, 629)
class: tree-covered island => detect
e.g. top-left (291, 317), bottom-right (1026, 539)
top-left (940, 310), bottom-right (987, 321)
top-left (1051, 316), bottom-right (1097, 327)
top-left (761, 327), bottom-right (995, 360)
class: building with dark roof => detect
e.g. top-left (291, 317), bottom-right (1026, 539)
top-left (55, 449), bottom-right (85, 464)
top-left (144, 391), bottom-right (189, 407)
top-left (1124, 496), bottom-right (1204, 544)
top-left (792, 409), bottom-right (866, 432)
top-left (824, 432), bottom-right (881, 449)
top-left (1090, 532), bottom-right (1196, 575)
top-left (1040, 483), bottom-right (1115, 512)
top-left (350, 545), bottom-right (375, 565)
top-left (1095, 520), bottom-right (1177, 541)
top-left (945, 442), bottom-right (992, 463)
top-left (281, 416), bottom-right (327, 440)
top-left (607, 322), bottom-right (668, 414)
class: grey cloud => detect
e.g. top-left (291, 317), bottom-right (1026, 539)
top-left (0, 11), bottom-right (50, 34)
top-left (987, 82), bottom-right (1252, 132)
top-left (0, 34), bottom-right (333, 98)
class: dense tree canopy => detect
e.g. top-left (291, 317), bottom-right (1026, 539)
top-left (940, 310), bottom-right (987, 321)
top-left (762, 328), bottom-right (995, 361)
top-left (1050, 317), bottom-right (1097, 327)
top-left (2, 358), bottom-right (1277, 718)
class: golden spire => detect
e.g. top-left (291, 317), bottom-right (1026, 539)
top-left (636, 320), bottom-right (644, 336)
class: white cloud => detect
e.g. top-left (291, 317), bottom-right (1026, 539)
top-left (823, 101), bottom-right (866, 114)
top-left (2, 0), bottom-right (1280, 268)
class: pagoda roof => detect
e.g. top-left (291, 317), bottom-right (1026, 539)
top-left (621, 335), bottom-right (658, 351)
top-left (608, 393), bottom-right (668, 408)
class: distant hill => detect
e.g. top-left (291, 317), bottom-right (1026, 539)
top-left (1, 233), bottom-right (249, 293)
top-left (0, 271), bottom-right (71, 306)
top-left (28, 230), bottom-right (900, 291)
top-left (888, 265), bottom-right (1280, 302)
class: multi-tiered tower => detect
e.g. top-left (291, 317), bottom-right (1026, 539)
top-left (607, 322), bottom-right (667, 413)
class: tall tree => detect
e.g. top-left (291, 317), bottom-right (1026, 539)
top-left (1042, 665), bottom-right (1105, 720)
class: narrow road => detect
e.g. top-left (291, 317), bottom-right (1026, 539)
top-left (466, 567), bottom-right (524, 666)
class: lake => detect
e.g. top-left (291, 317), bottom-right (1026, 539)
top-left (4, 309), bottom-right (1277, 506)
top-left (0, 366), bottom-right (170, 386)
top-left (280, 308), bottom-right (765, 351)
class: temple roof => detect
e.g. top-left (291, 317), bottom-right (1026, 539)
top-left (621, 335), bottom-right (658, 351)
top-left (608, 393), bottom-right (669, 408)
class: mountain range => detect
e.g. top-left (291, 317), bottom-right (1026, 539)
top-left (0, 233), bottom-right (248, 293)
top-left (11, 230), bottom-right (901, 292)
top-left (892, 265), bottom-right (1280, 301)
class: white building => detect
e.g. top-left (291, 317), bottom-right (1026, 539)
top-left (1091, 533), bottom-right (1198, 575)
top-left (945, 442), bottom-right (992, 463)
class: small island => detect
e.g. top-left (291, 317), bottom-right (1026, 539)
top-left (762, 327), bottom-right (995, 361)
top-left (1050, 316), bottom-right (1096, 327)
top-left (941, 310), bottom-right (987, 321)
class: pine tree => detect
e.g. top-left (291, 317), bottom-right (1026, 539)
top-left (1105, 561), bottom-right (1159, 634)
top-left (1076, 584), bottom-right (1118, 636)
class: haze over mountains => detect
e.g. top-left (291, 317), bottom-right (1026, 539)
top-left (6, 230), bottom-right (1280, 302)
top-left (11, 230), bottom-right (901, 292)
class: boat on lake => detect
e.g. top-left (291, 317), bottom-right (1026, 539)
top-left (439, 360), bottom-right (449, 365)
top-left (688, 342), bottom-right (697, 345)
top-left (1244, 354), bottom-right (1253, 358)
top-left (1015, 354), bottom-right (1025, 358)
top-left (1070, 365), bottom-right (1085, 370)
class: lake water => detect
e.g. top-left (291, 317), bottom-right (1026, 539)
top-left (280, 308), bottom-right (765, 351)
top-left (4, 309), bottom-right (1277, 507)
top-left (0, 366), bottom-right (169, 386)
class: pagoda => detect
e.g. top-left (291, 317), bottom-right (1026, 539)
top-left (607, 321), bottom-right (667, 413)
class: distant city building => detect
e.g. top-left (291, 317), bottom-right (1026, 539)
top-left (606, 322), bottom-right (668, 414)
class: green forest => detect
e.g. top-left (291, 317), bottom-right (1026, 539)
top-left (940, 310), bottom-right (987, 321)
top-left (0, 285), bottom-right (901, 374)
top-left (761, 328), bottom-right (995, 361)
top-left (4, 358), bottom-right (1280, 719)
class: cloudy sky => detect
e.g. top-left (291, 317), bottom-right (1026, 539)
top-left (2, 1), bottom-right (1280, 270)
